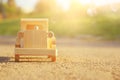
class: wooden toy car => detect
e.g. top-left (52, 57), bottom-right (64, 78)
top-left (14, 18), bottom-right (57, 62)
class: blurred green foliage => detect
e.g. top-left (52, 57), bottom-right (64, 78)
top-left (0, 0), bottom-right (120, 40)
top-left (0, 19), bottom-right (19, 35)
top-left (0, 13), bottom-right (120, 40)
top-left (4, 4), bottom-right (22, 16)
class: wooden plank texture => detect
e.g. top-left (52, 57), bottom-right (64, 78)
top-left (15, 48), bottom-right (56, 56)
top-left (23, 30), bottom-right (47, 48)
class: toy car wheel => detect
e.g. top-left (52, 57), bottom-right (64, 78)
top-left (48, 55), bottom-right (51, 58)
top-left (51, 56), bottom-right (56, 62)
top-left (15, 54), bottom-right (19, 62)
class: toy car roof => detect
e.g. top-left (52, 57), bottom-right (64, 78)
top-left (20, 18), bottom-right (48, 31)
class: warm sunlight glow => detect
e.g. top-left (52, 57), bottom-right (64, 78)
top-left (78, 0), bottom-right (120, 6)
top-left (93, 0), bottom-right (108, 6)
top-left (56, 0), bottom-right (120, 11)
top-left (56, 0), bottom-right (70, 11)
top-left (78, 0), bottom-right (91, 5)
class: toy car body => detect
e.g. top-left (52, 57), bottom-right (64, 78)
top-left (15, 18), bottom-right (57, 62)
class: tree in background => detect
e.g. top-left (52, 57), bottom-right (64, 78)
top-left (0, 0), bottom-right (6, 19)
top-left (8, 0), bottom-right (16, 7)
top-left (0, 0), bottom-right (22, 19)
top-left (34, 0), bottom-right (56, 16)
top-left (4, 0), bottom-right (19, 17)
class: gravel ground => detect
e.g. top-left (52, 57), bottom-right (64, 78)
top-left (0, 36), bottom-right (120, 80)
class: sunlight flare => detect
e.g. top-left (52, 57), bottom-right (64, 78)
top-left (56, 0), bottom-right (71, 11)
top-left (78, 0), bottom-right (120, 6)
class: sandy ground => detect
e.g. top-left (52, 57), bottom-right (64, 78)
top-left (0, 36), bottom-right (120, 80)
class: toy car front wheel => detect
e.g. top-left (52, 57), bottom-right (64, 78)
top-left (51, 56), bottom-right (56, 62)
top-left (15, 54), bottom-right (19, 62)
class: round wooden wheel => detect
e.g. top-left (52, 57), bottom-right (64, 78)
top-left (15, 54), bottom-right (19, 62)
top-left (51, 56), bottom-right (56, 62)
top-left (48, 55), bottom-right (51, 58)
